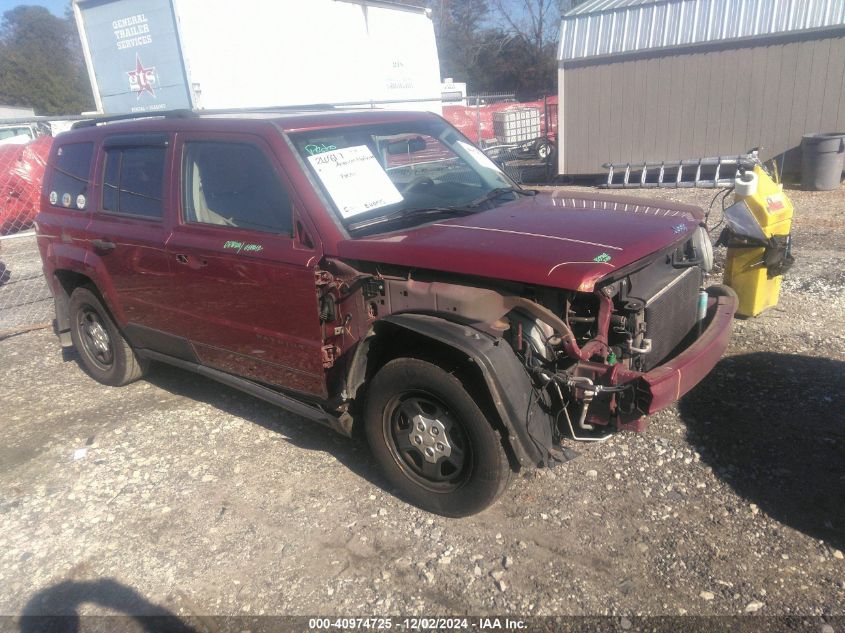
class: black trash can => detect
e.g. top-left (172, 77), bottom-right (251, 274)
top-left (801, 133), bottom-right (845, 191)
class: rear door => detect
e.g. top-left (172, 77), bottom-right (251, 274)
top-left (85, 133), bottom-right (182, 341)
top-left (167, 132), bottom-right (327, 398)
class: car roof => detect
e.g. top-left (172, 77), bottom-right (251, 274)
top-left (54, 108), bottom-right (442, 143)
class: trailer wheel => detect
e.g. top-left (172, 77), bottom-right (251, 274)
top-left (535, 139), bottom-right (555, 161)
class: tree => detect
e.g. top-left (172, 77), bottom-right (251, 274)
top-left (487, 0), bottom-right (562, 97)
top-left (0, 5), bottom-right (94, 115)
top-left (468, 28), bottom-right (556, 96)
top-left (430, 0), bottom-right (564, 97)
top-left (492, 0), bottom-right (561, 55)
top-left (430, 0), bottom-right (492, 84)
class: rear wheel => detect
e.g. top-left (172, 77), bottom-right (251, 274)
top-left (364, 358), bottom-right (512, 516)
top-left (68, 287), bottom-right (146, 386)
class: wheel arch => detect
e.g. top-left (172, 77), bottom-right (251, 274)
top-left (347, 313), bottom-right (554, 469)
top-left (51, 269), bottom-right (97, 347)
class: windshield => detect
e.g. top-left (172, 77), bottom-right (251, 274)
top-left (290, 118), bottom-right (517, 235)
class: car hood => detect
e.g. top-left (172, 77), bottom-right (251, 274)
top-left (335, 191), bottom-right (704, 292)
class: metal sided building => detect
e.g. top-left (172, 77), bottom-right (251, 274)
top-left (557, 0), bottom-right (845, 175)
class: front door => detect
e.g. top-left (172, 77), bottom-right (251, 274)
top-left (167, 133), bottom-right (326, 398)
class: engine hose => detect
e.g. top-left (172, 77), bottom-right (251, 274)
top-left (557, 409), bottom-right (613, 443)
top-left (502, 296), bottom-right (584, 358)
top-left (551, 379), bottom-right (612, 442)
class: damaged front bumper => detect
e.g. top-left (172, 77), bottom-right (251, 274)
top-left (565, 288), bottom-right (738, 434)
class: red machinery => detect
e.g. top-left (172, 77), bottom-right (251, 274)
top-left (442, 96), bottom-right (558, 160)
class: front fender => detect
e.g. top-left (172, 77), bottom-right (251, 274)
top-left (370, 313), bottom-right (558, 469)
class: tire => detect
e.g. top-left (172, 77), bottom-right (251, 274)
top-left (706, 284), bottom-right (738, 300)
top-left (364, 357), bottom-right (513, 517)
top-left (68, 286), bottom-right (147, 387)
top-left (534, 139), bottom-right (554, 161)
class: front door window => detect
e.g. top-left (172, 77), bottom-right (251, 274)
top-left (182, 141), bottom-right (292, 235)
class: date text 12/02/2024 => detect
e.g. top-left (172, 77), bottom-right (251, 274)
top-left (307, 617), bottom-right (527, 630)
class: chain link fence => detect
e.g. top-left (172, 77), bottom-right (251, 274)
top-left (0, 135), bottom-right (54, 338)
top-left (0, 233), bottom-right (53, 337)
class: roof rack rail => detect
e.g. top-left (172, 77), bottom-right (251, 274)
top-left (239, 104), bottom-right (335, 111)
top-left (72, 109), bottom-right (196, 129)
top-left (68, 98), bottom-right (441, 130)
top-left (69, 104), bottom-right (342, 129)
top-left (198, 103), bottom-right (338, 115)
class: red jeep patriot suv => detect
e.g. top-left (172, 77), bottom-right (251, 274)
top-left (36, 108), bottom-right (737, 516)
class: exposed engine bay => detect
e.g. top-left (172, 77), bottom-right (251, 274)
top-left (502, 225), bottom-right (714, 442)
top-left (315, 224), bottom-right (719, 460)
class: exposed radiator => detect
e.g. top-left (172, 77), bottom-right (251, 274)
top-left (642, 267), bottom-right (701, 370)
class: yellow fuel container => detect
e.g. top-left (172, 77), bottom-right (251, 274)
top-left (724, 165), bottom-right (794, 317)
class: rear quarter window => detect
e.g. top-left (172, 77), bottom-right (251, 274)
top-left (48, 142), bottom-right (94, 211)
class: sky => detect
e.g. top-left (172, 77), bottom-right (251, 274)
top-left (0, 0), bottom-right (70, 17)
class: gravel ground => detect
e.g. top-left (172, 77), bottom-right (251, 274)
top-left (0, 183), bottom-right (843, 624)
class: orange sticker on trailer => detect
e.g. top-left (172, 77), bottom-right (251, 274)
top-left (766, 195), bottom-right (785, 212)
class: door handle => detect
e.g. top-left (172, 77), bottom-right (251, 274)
top-left (91, 239), bottom-right (116, 251)
top-left (175, 254), bottom-right (208, 268)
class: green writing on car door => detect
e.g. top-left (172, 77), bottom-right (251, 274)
top-left (223, 240), bottom-right (264, 253)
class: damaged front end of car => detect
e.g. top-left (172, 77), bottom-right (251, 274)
top-left (503, 232), bottom-right (737, 447)
top-left (318, 226), bottom-right (737, 468)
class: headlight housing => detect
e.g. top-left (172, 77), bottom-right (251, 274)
top-left (692, 225), bottom-right (715, 273)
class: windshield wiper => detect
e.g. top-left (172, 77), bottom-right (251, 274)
top-left (348, 206), bottom-right (476, 232)
top-left (464, 186), bottom-right (538, 209)
top-left (347, 187), bottom-right (537, 233)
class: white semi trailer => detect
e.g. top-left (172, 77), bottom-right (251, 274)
top-left (72, 0), bottom-right (442, 115)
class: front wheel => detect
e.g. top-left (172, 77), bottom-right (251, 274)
top-left (364, 358), bottom-right (513, 516)
top-left (68, 287), bottom-right (147, 387)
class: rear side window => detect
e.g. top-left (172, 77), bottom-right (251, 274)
top-left (102, 147), bottom-right (166, 219)
top-left (182, 141), bottom-right (292, 234)
top-left (48, 142), bottom-right (93, 210)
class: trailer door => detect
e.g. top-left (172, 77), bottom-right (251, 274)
top-left (75, 0), bottom-right (192, 114)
